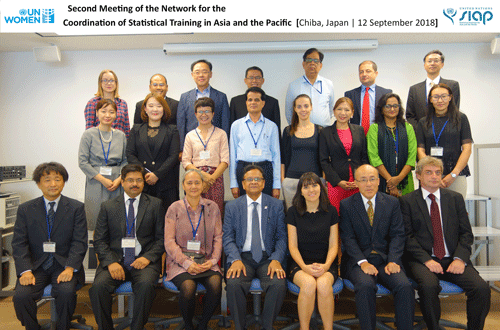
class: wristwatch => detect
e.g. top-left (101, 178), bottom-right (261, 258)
top-left (451, 173), bottom-right (457, 178)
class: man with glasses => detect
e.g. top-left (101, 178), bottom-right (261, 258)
top-left (90, 164), bottom-right (165, 330)
top-left (223, 164), bottom-right (287, 330)
top-left (229, 87), bottom-right (281, 199)
top-left (229, 66), bottom-right (281, 134)
top-left (340, 164), bottom-right (414, 330)
top-left (177, 59), bottom-right (230, 149)
top-left (406, 50), bottom-right (461, 128)
top-left (285, 48), bottom-right (335, 127)
top-left (345, 60), bottom-right (392, 134)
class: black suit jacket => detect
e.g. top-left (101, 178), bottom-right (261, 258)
top-left (134, 96), bottom-right (179, 126)
top-left (12, 195), bottom-right (88, 283)
top-left (344, 85), bottom-right (392, 125)
top-left (319, 122), bottom-right (369, 187)
top-left (94, 193), bottom-right (165, 273)
top-left (340, 192), bottom-right (405, 276)
top-left (405, 78), bottom-right (460, 128)
top-left (400, 188), bottom-right (473, 265)
top-left (126, 122), bottom-right (180, 191)
top-left (229, 94), bottom-right (281, 135)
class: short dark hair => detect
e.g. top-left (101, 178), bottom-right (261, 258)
top-left (303, 48), bottom-right (324, 63)
top-left (33, 162), bottom-right (69, 183)
top-left (374, 93), bottom-right (405, 124)
top-left (245, 66), bottom-right (264, 78)
top-left (245, 87), bottom-right (266, 101)
top-left (292, 172), bottom-right (330, 216)
top-left (191, 59), bottom-right (212, 72)
top-left (242, 165), bottom-right (265, 180)
top-left (121, 164), bottom-right (145, 181)
top-left (149, 73), bottom-right (167, 85)
top-left (194, 97), bottom-right (215, 113)
top-left (359, 60), bottom-right (377, 72)
top-left (96, 98), bottom-right (117, 112)
top-left (424, 50), bottom-right (444, 63)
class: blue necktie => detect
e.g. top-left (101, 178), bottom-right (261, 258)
top-left (42, 202), bottom-right (55, 271)
top-left (251, 202), bottom-right (263, 263)
top-left (124, 198), bottom-right (136, 270)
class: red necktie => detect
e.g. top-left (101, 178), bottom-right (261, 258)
top-left (429, 194), bottom-right (445, 259)
top-left (361, 87), bottom-right (370, 135)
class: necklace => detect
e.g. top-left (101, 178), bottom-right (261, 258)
top-left (99, 129), bottom-right (113, 143)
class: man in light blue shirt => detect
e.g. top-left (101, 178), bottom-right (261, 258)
top-left (285, 48), bottom-right (335, 127)
top-left (230, 87), bottom-right (281, 199)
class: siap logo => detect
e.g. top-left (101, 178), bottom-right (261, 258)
top-left (443, 7), bottom-right (493, 26)
top-left (3, 8), bottom-right (55, 24)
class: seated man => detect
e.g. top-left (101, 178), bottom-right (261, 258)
top-left (89, 164), bottom-right (164, 330)
top-left (12, 162), bottom-right (88, 330)
top-left (400, 156), bottom-right (490, 330)
top-left (223, 165), bottom-right (287, 330)
top-left (340, 164), bottom-right (414, 330)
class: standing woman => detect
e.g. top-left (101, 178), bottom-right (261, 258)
top-left (165, 169), bottom-right (222, 330)
top-left (84, 69), bottom-right (130, 137)
top-left (127, 93), bottom-right (180, 213)
top-left (182, 97), bottom-right (229, 214)
top-left (78, 99), bottom-right (127, 230)
top-left (319, 97), bottom-right (368, 210)
top-left (287, 172), bottom-right (339, 330)
top-left (416, 83), bottom-right (472, 198)
top-left (281, 94), bottom-right (323, 209)
top-left (367, 93), bottom-right (417, 197)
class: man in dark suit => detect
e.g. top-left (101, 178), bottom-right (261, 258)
top-left (223, 165), bottom-right (287, 330)
top-left (406, 50), bottom-right (461, 128)
top-left (229, 66), bottom-right (281, 134)
top-left (177, 59), bottom-right (230, 149)
top-left (400, 156), bottom-right (490, 330)
top-left (89, 164), bottom-right (164, 330)
top-left (340, 164), bottom-right (414, 330)
top-left (12, 162), bottom-right (88, 330)
top-left (345, 60), bottom-right (392, 134)
top-left (133, 73), bottom-right (179, 126)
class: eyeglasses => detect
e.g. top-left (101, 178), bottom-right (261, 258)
top-left (430, 94), bottom-right (450, 101)
top-left (151, 83), bottom-right (165, 87)
top-left (196, 110), bottom-right (212, 114)
top-left (246, 76), bottom-right (263, 81)
top-left (193, 70), bottom-right (210, 76)
top-left (384, 104), bottom-right (400, 109)
top-left (356, 177), bottom-right (378, 184)
top-left (125, 178), bottom-right (144, 184)
top-left (304, 58), bottom-right (320, 64)
top-left (244, 177), bottom-right (264, 182)
top-left (101, 79), bottom-right (116, 84)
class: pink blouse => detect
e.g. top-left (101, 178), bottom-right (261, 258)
top-left (338, 127), bottom-right (354, 181)
top-left (182, 126), bottom-right (229, 169)
top-left (164, 198), bottom-right (222, 281)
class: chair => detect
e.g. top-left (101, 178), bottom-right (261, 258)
top-left (336, 279), bottom-right (396, 330)
top-left (410, 279), bottom-right (467, 330)
top-left (39, 284), bottom-right (93, 330)
top-left (282, 277), bottom-right (348, 330)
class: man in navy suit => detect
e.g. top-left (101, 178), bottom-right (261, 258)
top-left (177, 59), bottom-right (230, 149)
top-left (12, 162), bottom-right (88, 330)
top-left (340, 164), bottom-right (414, 330)
top-left (345, 60), bottom-right (392, 134)
top-left (406, 50), bottom-right (460, 128)
top-left (223, 165), bottom-right (287, 330)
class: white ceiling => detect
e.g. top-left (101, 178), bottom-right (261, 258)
top-left (0, 32), bottom-right (497, 53)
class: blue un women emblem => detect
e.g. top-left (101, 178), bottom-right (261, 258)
top-left (42, 9), bottom-right (55, 23)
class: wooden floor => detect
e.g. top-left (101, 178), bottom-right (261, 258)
top-left (1, 282), bottom-right (499, 329)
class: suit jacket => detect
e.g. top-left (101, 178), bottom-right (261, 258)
top-left (177, 87), bottom-right (230, 147)
top-left (345, 85), bottom-right (392, 125)
top-left (12, 195), bottom-right (88, 283)
top-left (319, 122), bottom-right (369, 187)
top-left (339, 192), bottom-right (405, 276)
top-left (134, 96), bottom-right (179, 126)
top-left (405, 78), bottom-right (460, 128)
top-left (126, 122), bottom-right (180, 191)
top-left (94, 193), bottom-right (165, 274)
top-left (222, 193), bottom-right (287, 265)
top-left (229, 94), bottom-right (281, 135)
top-left (399, 188), bottom-right (473, 265)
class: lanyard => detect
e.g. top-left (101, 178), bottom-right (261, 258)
top-left (245, 118), bottom-right (265, 148)
top-left (184, 200), bottom-right (204, 239)
top-left (43, 201), bottom-right (54, 241)
top-left (303, 75), bottom-right (322, 94)
top-left (195, 126), bottom-right (216, 151)
top-left (432, 119), bottom-right (448, 146)
top-left (98, 130), bottom-right (113, 165)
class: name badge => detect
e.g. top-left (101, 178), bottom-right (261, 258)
top-left (100, 166), bottom-right (112, 176)
top-left (250, 149), bottom-right (262, 156)
top-left (121, 238), bottom-right (136, 248)
top-left (43, 242), bottom-right (56, 253)
top-left (187, 240), bottom-right (201, 252)
top-left (430, 146), bottom-right (444, 157)
top-left (199, 150), bottom-right (211, 160)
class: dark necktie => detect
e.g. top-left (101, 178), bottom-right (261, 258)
top-left (429, 194), bottom-right (446, 259)
top-left (42, 202), bottom-right (55, 271)
top-left (361, 87), bottom-right (370, 135)
top-left (251, 202), bottom-right (263, 263)
top-left (124, 198), bottom-right (136, 270)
